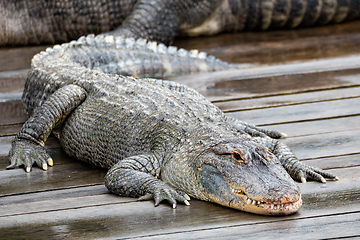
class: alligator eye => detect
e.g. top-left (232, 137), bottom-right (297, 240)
top-left (232, 149), bottom-right (245, 163)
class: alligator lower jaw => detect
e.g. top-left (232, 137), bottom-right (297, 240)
top-left (261, 198), bottom-right (302, 215)
top-left (231, 189), bottom-right (302, 215)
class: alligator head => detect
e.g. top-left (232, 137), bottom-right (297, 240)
top-left (196, 139), bottom-right (302, 215)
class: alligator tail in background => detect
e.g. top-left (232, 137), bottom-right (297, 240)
top-left (0, 0), bottom-right (137, 45)
top-left (1, 0), bottom-right (360, 45)
top-left (184, 0), bottom-right (360, 36)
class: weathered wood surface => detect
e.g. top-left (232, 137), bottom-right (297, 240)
top-left (1, 21), bottom-right (360, 240)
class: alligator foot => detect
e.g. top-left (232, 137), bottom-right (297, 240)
top-left (138, 187), bottom-right (191, 208)
top-left (105, 155), bottom-right (191, 208)
top-left (7, 85), bottom-right (86, 173)
top-left (7, 140), bottom-right (53, 172)
top-left (254, 137), bottom-right (339, 183)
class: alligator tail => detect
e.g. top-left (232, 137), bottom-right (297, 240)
top-left (184, 0), bottom-right (360, 36)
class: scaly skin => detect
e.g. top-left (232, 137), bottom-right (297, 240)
top-left (8, 35), bottom-right (337, 215)
top-left (1, 0), bottom-right (360, 45)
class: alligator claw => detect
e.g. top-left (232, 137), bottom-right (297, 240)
top-left (296, 167), bottom-right (338, 184)
top-left (7, 140), bottom-right (52, 172)
top-left (254, 136), bottom-right (339, 184)
top-left (47, 157), bottom-right (54, 167)
top-left (300, 176), bottom-right (307, 183)
top-left (138, 185), bottom-right (190, 208)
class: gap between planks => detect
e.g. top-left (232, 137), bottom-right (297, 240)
top-left (118, 211), bottom-right (360, 240)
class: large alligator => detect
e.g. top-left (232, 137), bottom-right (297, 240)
top-left (4, 0), bottom-right (352, 215)
top-left (8, 34), bottom-right (337, 215)
top-left (1, 0), bottom-right (360, 45)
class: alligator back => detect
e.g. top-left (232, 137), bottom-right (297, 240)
top-left (23, 34), bottom-right (233, 117)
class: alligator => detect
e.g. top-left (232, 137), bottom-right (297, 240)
top-left (4, 0), bottom-right (349, 215)
top-left (7, 34), bottom-right (338, 215)
top-left (1, 0), bottom-right (360, 46)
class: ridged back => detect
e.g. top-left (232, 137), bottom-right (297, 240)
top-left (23, 34), bottom-right (234, 116)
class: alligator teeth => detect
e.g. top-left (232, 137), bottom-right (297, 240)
top-left (232, 188), bottom-right (245, 194)
top-left (231, 188), bottom-right (299, 211)
top-left (265, 201), bottom-right (301, 212)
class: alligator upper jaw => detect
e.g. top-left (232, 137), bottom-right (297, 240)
top-left (231, 188), bottom-right (302, 215)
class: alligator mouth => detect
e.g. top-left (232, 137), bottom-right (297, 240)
top-left (231, 188), bottom-right (302, 215)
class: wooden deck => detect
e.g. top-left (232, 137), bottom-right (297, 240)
top-left (1, 21), bottom-right (360, 240)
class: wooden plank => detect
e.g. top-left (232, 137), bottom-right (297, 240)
top-left (263, 115), bottom-right (360, 137)
top-left (0, 162), bottom-right (106, 196)
top-left (0, 144), bottom-right (106, 196)
top-left (226, 97), bottom-right (360, 126)
top-left (0, 185), bottom-right (108, 206)
top-left (0, 124), bottom-right (22, 137)
top-left (0, 187), bottom-right (358, 239)
top-left (281, 129), bottom-right (360, 160)
top-left (301, 153), bottom-right (360, 170)
top-left (0, 188), bottom-right (134, 218)
top-left (0, 174), bottom-right (358, 239)
top-left (174, 20), bottom-right (360, 65)
top-left (0, 46), bottom-right (47, 71)
top-left (130, 212), bottom-right (360, 240)
top-left (215, 87), bottom-right (360, 112)
top-left (0, 99), bottom-right (27, 126)
top-left (170, 61), bottom-right (360, 101)
top-left (0, 70), bottom-right (27, 94)
top-left (300, 176), bottom-right (360, 213)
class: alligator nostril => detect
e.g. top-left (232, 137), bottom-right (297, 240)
top-left (270, 186), bottom-right (281, 192)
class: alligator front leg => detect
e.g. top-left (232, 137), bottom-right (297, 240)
top-left (7, 84), bottom-right (86, 172)
top-left (105, 154), bottom-right (190, 208)
top-left (254, 137), bottom-right (339, 183)
top-left (109, 0), bottom-right (221, 45)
